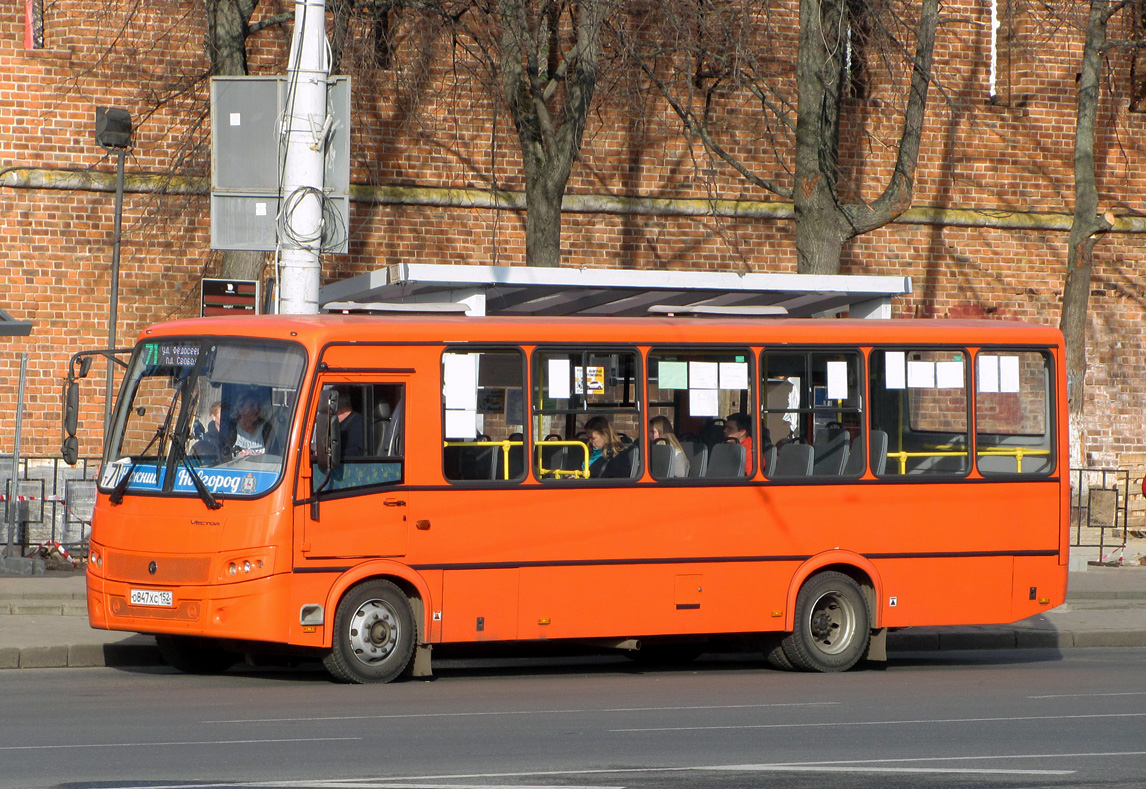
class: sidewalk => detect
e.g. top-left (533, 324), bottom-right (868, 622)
top-left (3, 563), bottom-right (1146, 671)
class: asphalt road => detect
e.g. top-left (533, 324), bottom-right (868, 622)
top-left (3, 648), bottom-right (1146, 789)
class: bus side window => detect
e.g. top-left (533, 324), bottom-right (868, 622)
top-left (442, 348), bottom-right (526, 483)
top-left (975, 350), bottom-right (1054, 476)
top-left (761, 351), bottom-right (862, 480)
top-left (532, 348), bottom-right (641, 482)
top-left (647, 349), bottom-right (754, 480)
top-left (315, 383), bottom-right (404, 492)
top-left (870, 349), bottom-right (969, 477)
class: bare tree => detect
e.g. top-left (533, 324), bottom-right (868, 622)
top-left (1059, 0), bottom-right (1145, 455)
top-left (492, 0), bottom-right (609, 267)
top-left (625, 0), bottom-right (940, 275)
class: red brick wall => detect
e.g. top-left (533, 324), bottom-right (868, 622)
top-left (1, 0), bottom-right (1144, 494)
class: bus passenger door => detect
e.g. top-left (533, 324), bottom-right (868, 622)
top-left (299, 378), bottom-right (409, 559)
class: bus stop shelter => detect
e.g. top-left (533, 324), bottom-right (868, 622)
top-left (319, 264), bottom-right (912, 319)
top-left (0, 308), bottom-right (31, 337)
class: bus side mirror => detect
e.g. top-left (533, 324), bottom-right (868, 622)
top-left (311, 389), bottom-right (342, 472)
top-left (62, 437), bottom-right (79, 466)
top-left (61, 380), bottom-right (80, 466)
top-left (64, 380), bottom-right (79, 436)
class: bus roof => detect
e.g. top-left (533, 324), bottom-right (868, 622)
top-left (137, 314), bottom-right (1064, 350)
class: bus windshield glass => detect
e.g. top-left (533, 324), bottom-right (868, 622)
top-left (98, 338), bottom-right (307, 499)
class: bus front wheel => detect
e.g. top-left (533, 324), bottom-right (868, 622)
top-left (324, 579), bottom-right (417, 684)
top-left (781, 571), bottom-right (870, 673)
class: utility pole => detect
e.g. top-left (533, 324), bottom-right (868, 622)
top-left (278, 0), bottom-right (330, 315)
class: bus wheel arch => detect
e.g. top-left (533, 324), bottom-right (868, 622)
top-left (323, 577), bottom-right (418, 684)
top-left (323, 562), bottom-right (433, 649)
top-left (784, 553), bottom-right (881, 632)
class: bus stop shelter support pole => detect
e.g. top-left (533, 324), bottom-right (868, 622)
top-left (2, 353), bottom-right (43, 575)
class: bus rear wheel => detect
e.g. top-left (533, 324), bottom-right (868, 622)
top-left (323, 580), bottom-right (417, 684)
top-left (781, 571), bottom-right (870, 673)
top-left (156, 635), bottom-right (239, 675)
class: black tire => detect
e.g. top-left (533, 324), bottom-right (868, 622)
top-left (323, 580), bottom-right (417, 684)
top-left (780, 571), bottom-right (870, 673)
top-left (156, 635), bottom-right (239, 675)
top-left (760, 634), bottom-right (795, 671)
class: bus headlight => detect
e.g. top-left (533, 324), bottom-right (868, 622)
top-left (218, 548), bottom-right (275, 583)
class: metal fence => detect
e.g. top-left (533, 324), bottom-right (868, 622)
top-left (1070, 467), bottom-right (1130, 565)
top-left (1, 455), bottom-right (99, 560)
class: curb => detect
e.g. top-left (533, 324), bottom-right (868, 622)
top-left (0, 638), bottom-right (163, 670)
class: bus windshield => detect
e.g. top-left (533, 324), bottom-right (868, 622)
top-left (97, 338), bottom-right (307, 500)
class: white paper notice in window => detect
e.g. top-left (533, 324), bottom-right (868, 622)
top-left (826, 361), bottom-right (848, 400)
top-left (444, 409), bottom-right (477, 439)
top-left (548, 358), bottom-right (570, 400)
top-left (689, 361), bottom-right (719, 390)
top-left (885, 351), bottom-right (906, 389)
top-left (907, 360), bottom-right (936, 389)
top-left (689, 388), bottom-right (720, 417)
top-left (719, 362), bottom-right (749, 391)
top-left (999, 355), bottom-right (1021, 393)
top-left (443, 353), bottom-right (478, 410)
top-left (936, 361), bottom-right (964, 389)
top-left (978, 355), bottom-right (999, 393)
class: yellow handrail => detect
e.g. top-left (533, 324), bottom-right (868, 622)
top-left (534, 440), bottom-right (590, 479)
top-left (886, 446), bottom-right (1051, 474)
top-left (885, 450), bottom-right (967, 475)
top-left (442, 440), bottom-right (523, 480)
top-left (976, 446), bottom-right (1051, 474)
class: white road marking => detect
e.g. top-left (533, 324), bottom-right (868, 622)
top-left (1028, 690), bottom-right (1146, 699)
top-left (0, 737), bottom-right (360, 752)
top-left (612, 710), bottom-right (1146, 731)
top-left (206, 702), bottom-right (838, 725)
top-left (53, 749), bottom-right (1146, 788)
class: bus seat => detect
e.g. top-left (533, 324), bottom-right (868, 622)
top-left (772, 443), bottom-right (814, 477)
top-left (650, 441), bottom-right (687, 478)
top-left (869, 430), bottom-right (888, 476)
top-left (682, 441), bottom-right (708, 477)
top-left (372, 402), bottom-right (392, 456)
top-left (650, 442), bottom-right (672, 478)
top-left (762, 444), bottom-right (777, 477)
top-left (699, 419), bottom-right (726, 448)
top-left (842, 432), bottom-right (866, 476)
top-left (597, 445), bottom-right (638, 478)
top-left (444, 443), bottom-right (497, 480)
top-left (705, 441), bottom-right (746, 478)
top-left (813, 429), bottom-right (850, 476)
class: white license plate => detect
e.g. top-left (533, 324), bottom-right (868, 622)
top-left (130, 588), bottom-right (173, 607)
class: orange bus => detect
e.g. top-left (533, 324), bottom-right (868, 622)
top-left (69, 315), bottom-right (1068, 682)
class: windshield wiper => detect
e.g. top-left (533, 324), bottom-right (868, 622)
top-left (169, 430), bottom-right (222, 510)
top-left (109, 427), bottom-right (163, 505)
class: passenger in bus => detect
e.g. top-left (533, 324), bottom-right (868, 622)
top-left (723, 412), bottom-right (754, 476)
top-left (649, 415), bottom-right (689, 476)
top-left (189, 400), bottom-right (226, 463)
top-left (331, 386), bottom-right (365, 458)
top-left (584, 415), bottom-right (631, 478)
top-left (225, 389), bottom-right (276, 459)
